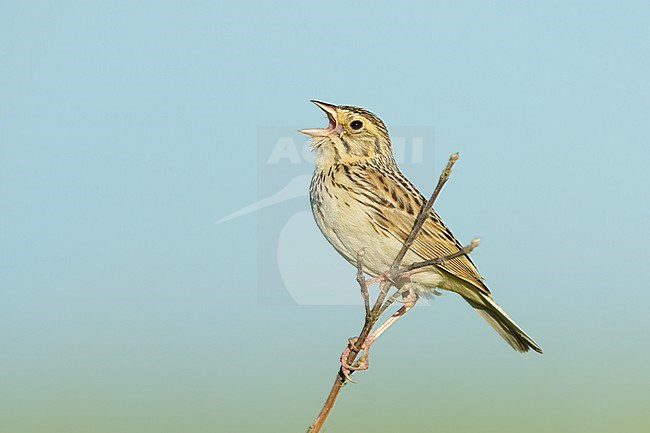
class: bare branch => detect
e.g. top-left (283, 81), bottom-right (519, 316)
top-left (368, 153), bottom-right (461, 313)
top-left (389, 152), bottom-right (459, 274)
top-left (306, 153), bottom-right (470, 433)
top-left (376, 238), bottom-right (481, 317)
top-left (355, 249), bottom-right (371, 319)
top-left (377, 285), bottom-right (412, 317)
top-left (400, 237), bottom-right (480, 273)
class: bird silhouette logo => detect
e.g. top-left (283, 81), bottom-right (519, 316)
top-left (217, 127), bottom-right (434, 305)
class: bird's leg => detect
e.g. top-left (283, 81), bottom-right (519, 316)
top-left (367, 289), bottom-right (418, 343)
top-left (340, 290), bottom-right (419, 379)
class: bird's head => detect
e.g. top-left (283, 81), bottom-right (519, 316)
top-left (299, 100), bottom-right (393, 167)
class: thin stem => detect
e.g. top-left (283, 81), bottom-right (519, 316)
top-left (388, 152), bottom-right (459, 275)
top-left (306, 153), bottom-right (466, 433)
top-left (356, 249), bottom-right (371, 319)
top-left (306, 377), bottom-right (344, 433)
top-left (399, 237), bottom-right (481, 274)
top-left (367, 153), bottom-right (460, 313)
top-left (376, 238), bottom-right (480, 317)
top-left (377, 286), bottom-right (413, 317)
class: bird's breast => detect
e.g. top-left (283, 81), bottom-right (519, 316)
top-left (310, 169), bottom-right (402, 276)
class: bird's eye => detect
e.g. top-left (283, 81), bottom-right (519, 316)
top-left (350, 120), bottom-right (363, 130)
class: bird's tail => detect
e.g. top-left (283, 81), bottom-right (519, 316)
top-left (464, 293), bottom-right (542, 354)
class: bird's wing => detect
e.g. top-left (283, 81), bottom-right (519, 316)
top-left (351, 163), bottom-right (490, 296)
top-left (411, 210), bottom-right (490, 295)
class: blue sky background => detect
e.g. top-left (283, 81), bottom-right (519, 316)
top-left (2, 1), bottom-right (649, 432)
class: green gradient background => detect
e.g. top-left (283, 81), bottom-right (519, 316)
top-left (2, 1), bottom-right (649, 432)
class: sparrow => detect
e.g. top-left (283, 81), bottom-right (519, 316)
top-left (300, 100), bottom-right (542, 354)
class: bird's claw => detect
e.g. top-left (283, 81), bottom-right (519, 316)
top-left (339, 337), bottom-right (371, 383)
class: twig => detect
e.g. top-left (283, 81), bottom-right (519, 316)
top-left (356, 249), bottom-right (371, 319)
top-left (400, 237), bottom-right (481, 273)
top-left (388, 152), bottom-right (459, 275)
top-left (375, 285), bottom-right (412, 318)
top-left (306, 153), bottom-right (467, 433)
top-left (377, 238), bottom-right (480, 317)
top-left (370, 152), bottom-right (460, 312)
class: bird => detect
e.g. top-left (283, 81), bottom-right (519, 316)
top-left (299, 100), bottom-right (542, 356)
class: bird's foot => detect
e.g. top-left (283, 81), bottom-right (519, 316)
top-left (339, 337), bottom-right (373, 383)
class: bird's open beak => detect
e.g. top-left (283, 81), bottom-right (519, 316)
top-left (298, 100), bottom-right (343, 137)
